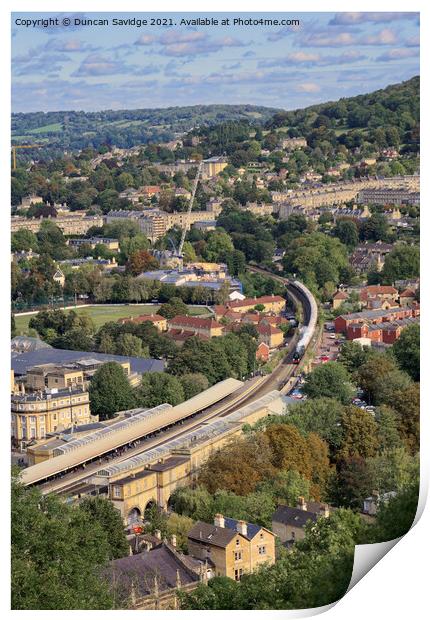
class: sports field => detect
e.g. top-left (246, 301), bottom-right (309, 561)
top-left (14, 304), bottom-right (211, 335)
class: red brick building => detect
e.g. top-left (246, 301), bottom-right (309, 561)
top-left (342, 314), bottom-right (419, 344)
top-left (334, 305), bottom-right (419, 335)
top-left (256, 342), bottom-right (270, 362)
top-left (358, 285), bottom-right (399, 309)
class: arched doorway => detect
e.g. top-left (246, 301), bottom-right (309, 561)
top-left (143, 499), bottom-right (157, 522)
top-left (127, 506), bottom-right (142, 526)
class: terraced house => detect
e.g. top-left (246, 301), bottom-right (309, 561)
top-left (11, 385), bottom-right (92, 444)
top-left (187, 514), bottom-right (275, 580)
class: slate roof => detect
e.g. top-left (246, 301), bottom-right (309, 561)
top-left (11, 346), bottom-right (165, 377)
top-left (272, 505), bottom-right (318, 529)
top-left (105, 543), bottom-right (200, 598)
top-left (11, 336), bottom-right (52, 353)
top-left (188, 521), bottom-right (236, 548)
top-left (168, 315), bottom-right (223, 329)
top-left (224, 517), bottom-right (262, 540)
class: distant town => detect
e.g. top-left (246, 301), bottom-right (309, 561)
top-left (11, 75), bottom-right (420, 610)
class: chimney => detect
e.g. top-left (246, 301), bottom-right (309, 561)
top-left (319, 504), bottom-right (330, 518)
top-left (154, 529), bottom-right (162, 540)
top-left (214, 513), bottom-right (225, 528)
top-left (170, 534), bottom-right (177, 548)
top-left (236, 520), bottom-right (247, 537)
top-left (297, 497), bottom-right (307, 511)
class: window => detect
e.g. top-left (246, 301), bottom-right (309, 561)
top-left (291, 531), bottom-right (295, 540)
top-left (234, 568), bottom-right (244, 581)
top-left (236, 539), bottom-right (240, 546)
top-left (113, 486), bottom-right (121, 498)
top-left (234, 551), bottom-right (242, 561)
top-left (258, 546), bottom-right (266, 555)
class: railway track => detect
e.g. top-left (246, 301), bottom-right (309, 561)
top-left (36, 268), bottom-right (317, 496)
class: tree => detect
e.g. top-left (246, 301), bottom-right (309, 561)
top-left (169, 485), bottom-right (213, 522)
top-left (89, 362), bottom-right (135, 419)
top-left (392, 323), bottom-right (420, 381)
top-left (392, 383), bottom-right (420, 454)
top-left (119, 234), bottom-right (150, 260)
top-left (359, 213), bottom-right (389, 242)
top-left (115, 333), bottom-right (147, 358)
top-left (370, 477), bottom-right (419, 543)
top-left (375, 406), bottom-right (403, 451)
top-left (179, 373), bottom-right (209, 400)
top-left (367, 448), bottom-right (418, 496)
top-left (11, 228), bottom-right (39, 252)
top-left (264, 424), bottom-right (312, 478)
top-left (165, 513), bottom-right (195, 552)
top-left (338, 406), bottom-right (379, 461)
top-left (338, 341), bottom-right (374, 374)
top-left (282, 232), bottom-right (349, 289)
top-left (12, 474), bottom-right (116, 609)
top-left (329, 456), bottom-right (373, 509)
top-left (257, 469), bottom-right (311, 506)
top-left (355, 353), bottom-right (398, 405)
top-left (306, 432), bottom-right (332, 499)
top-left (198, 434), bottom-right (276, 495)
top-left (333, 219), bottom-right (359, 248)
top-left (286, 397), bottom-right (344, 451)
top-left (381, 244), bottom-right (419, 282)
top-left (126, 250), bottom-right (159, 276)
top-left (136, 372), bottom-right (184, 407)
top-left (204, 229), bottom-right (234, 262)
top-left (375, 368), bottom-right (411, 408)
top-left (79, 496), bottom-right (129, 559)
top-left (302, 362), bottom-right (354, 404)
top-left (158, 296), bottom-right (189, 319)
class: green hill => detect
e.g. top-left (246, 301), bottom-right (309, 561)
top-left (265, 76), bottom-right (419, 152)
top-left (11, 104), bottom-right (280, 151)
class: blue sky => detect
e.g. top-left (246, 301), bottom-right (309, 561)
top-left (11, 12), bottom-right (419, 113)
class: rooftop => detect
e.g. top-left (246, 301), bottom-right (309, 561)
top-left (105, 543), bottom-right (200, 598)
top-left (11, 347), bottom-right (165, 377)
top-left (168, 315), bottom-right (223, 330)
top-left (272, 505), bottom-right (318, 529)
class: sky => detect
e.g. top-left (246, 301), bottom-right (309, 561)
top-left (11, 11), bottom-right (420, 113)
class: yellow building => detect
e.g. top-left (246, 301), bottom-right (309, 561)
top-left (215, 295), bottom-right (286, 318)
top-left (25, 360), bottom-right (131, 391)
top-left (109, 456), bottom-right (191, 525)
top-left (187, 514), bottom-right (275, 580)
top-left (201, 157), bottom-right (228, 179)
top-left (100, 391), bottom-right (284, 524)
top-left (272, 499), bottom-right (331, 545)
top-left (167, 315), bottom-right (224, 343)
top-left (26, 365), bottom-right (85, 391)
top-left (11, 386), bottom-right (92, 443)
top-left (10, 214), bottom-right (103, 235)
top-left (257, 322), bottom-right (284, 349)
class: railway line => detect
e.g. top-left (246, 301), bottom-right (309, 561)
top-left (23, 268), bottom-right (318, 496)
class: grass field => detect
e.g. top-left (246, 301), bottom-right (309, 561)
top-left (27, 123), bottom-right (63, 134)
top-left (14, 304), bottom-right (211, 335)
